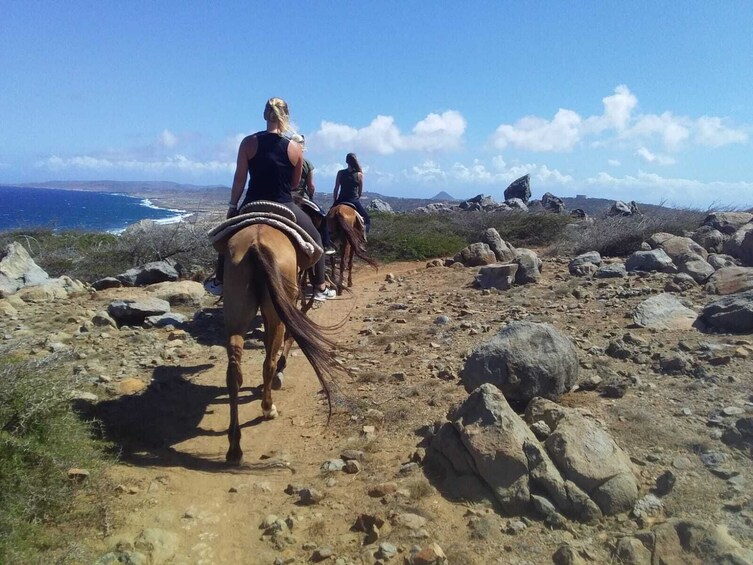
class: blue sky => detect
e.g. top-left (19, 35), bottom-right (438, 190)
top-left (1, 1), bottom-right (752, 208)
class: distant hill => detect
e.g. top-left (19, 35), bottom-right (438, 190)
top-left (431, 191), bottom-right (456, 201)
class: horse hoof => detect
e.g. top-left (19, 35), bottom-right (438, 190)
top-left (272, 373), bottom-right (284, 390)
top-left (263, 405), bottom-right (279, 419)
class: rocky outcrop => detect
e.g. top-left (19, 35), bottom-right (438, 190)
top-left (705, 266), bottom-right (753, 295)
top-left (723, 224), bottom-right (753, 264)
top-left (474, 264), bottom-right (518, 291)
top-left (691, 225), bottom-right (725, 254)
top-left (513, 249), bottom-right (542, 284)
top-left (505, 198), bottom-right (529, 212)
top-left (632, 294), bottom-right (697, 330)
top-left (568, 252), bottom-right (601, 276)
top-left (430, 386), bottom-right (636, 519)
top-left (15, 276), bottom-right (86, 302)
top-left (608, 201), bottom-right (640, 217)
top-left (480, 228), bottom-right (516, 263)
top-left (625, 249), bottom-right (677, 273)
top-left (453, 243), bottom-right (497, 267)
top-left (648, 233), bottom-right (708, 261)
top-left (107, 297), bottom-right (171, 326)
top-left (367, 198), bottom-right (393, 213)
top-left (703, 211), bottom-right (753, 235)
top-left (0, 242), bottom-right (50, 295)
top-left (461, 321), bottom-right (578, 402)
top-left (701, 290), bottom-right (753, 333)
top-left (503, 174), bottom-right (531, 203)
top-left (541, 193), bottom-right (565, 213)
top-left (116, 261), bottom-right (179, 287)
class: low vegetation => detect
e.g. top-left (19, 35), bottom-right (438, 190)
top-left (0, 352), bottom-right (111, 563)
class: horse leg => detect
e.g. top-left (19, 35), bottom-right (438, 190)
top-left (347, 244), bottom-right (355, 287)
top-left (273, 330), bottom-right (295, 390)
top-left (225, 334), bottom-right (244, 465)
top-left (261, 305), bottom-right (285, 419)
top-left (338, 242), bottom-right (348, 295)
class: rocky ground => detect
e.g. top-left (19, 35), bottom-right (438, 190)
top-left (2, 247), bottom-right (753, 564)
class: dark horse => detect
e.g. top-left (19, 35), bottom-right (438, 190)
top-left (326, 204), bottom-right (378, 294)
top-left (219, 224), bottom-right (338, 465)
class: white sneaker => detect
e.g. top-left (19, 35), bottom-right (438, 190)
top-left (324, 246), bottom-right (337, 256)
top-left (313, 287), bottom-right (337, 301)
top-left (204, 278), bottom-right (223, 296)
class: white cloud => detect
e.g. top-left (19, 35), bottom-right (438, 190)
top-left (492, 108), bottom-right (582, 152)
top-left (608, 159), bottom-right (621, 167)
top-left (635, 147), bottom-right (676, 165)
top-left (410, 160), bottom-right (446, 182)
top-left (312, 111), bottom-right (466, 155)
top-left (490, 85), bottom-right (748, 154)
top-left (695, 116), bottom-right (748, 147)
top-left (405, 158), bottom-right (571, 186)
top-left (159, 129), bottom-right (178, 148)
top-left (37, 154), bottom-right (234, 174)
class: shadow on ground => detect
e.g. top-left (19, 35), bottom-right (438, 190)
top-left (87, 362), bottom-right (268, 472)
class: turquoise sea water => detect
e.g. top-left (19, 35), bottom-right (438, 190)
top-left (0, 186), bottom-right (186, 232)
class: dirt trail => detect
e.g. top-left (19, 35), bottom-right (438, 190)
top-left (96, 262), bottom-right (424, 564)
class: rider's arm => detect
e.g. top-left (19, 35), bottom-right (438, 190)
top-left (288, 140), bottom-right (303, 189)
top-left (229, 137), bottom-right (252, 208)
top-left (306, 168), bottom-right (316, 198)
top-left (357, 172), bottom-right (363, 199)
top-left (332, 171), bottom-right (341, 203)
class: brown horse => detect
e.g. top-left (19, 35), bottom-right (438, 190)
top-left (326, 204), bottom-right (378, 293)
top-left (221, 224), bottom-right (338, 465)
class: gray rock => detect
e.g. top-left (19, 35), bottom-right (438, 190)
top-left (706, 266), bottom-right (753, 295)
top-left (368, 198), bottom-right (393, 213)
top-left (453, 243), bottom-right (497, 267)
top-left (703, 211), bottom-right (753, 235)
top-left (514, 249), bottom-right (542, 284)
top-left (691, 225), bottom-right (726, 254)
top-left (134, 528), bottom-right (178, 565)
top-left (626, 249), bottom-right (677, 273)
top-left (107, 298), bottom-right (171, 326)
top-left (723, 223), bottom-right (753, 264)
top-left (615, 537), bottom-right (652, 565)
top-left (505, 197), bottom-right (529, 211)
top-left (568, 252), bottom-right (602, 276)
top-left (461, 321), bottom-right (578, 402)
top-left (608, 200), bottom-right (640, 217)
top-left (707, 253), bottom-right (739, 270)
top-left (146, 281), bottom-right (206, 306)
top-left (503, 174), bottom-right (531, 203)
top-left (595, 262), bottom-right (627, 279)
top-left (92, 310), bottom-right (118, 328)
top-left (702, 289), bottom-right (753, 333)
top-left (678, 255), bottom-right (715, 283)
top-left (116, 261), bottom-right (179, 287)
top-left (144, 313), bottom-right (187, 328)
top-left (649, 232), bottom-right (708, 262)
top-left (474, 263), bottom-right (518, 291)
top-left (0, 242), bottom-right (49, 295)
top-left (15, 276), bottom-right (85, 302)
top-left (92, 277), bottom-right (123, 291)
top-left (632, 294), bottom-right (697, 330)
top-left (665, 272), bottom-right (697, 293)
top-left (480, 228), bottom-right (516, 262)
top-left (376, 542), bottom-right (398, 560)
top-left (542, 192), bottom-right (566, 213)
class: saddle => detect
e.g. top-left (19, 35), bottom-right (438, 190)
top-left (207, 201), bottom-right (323, 269)
top-left (329, 202), bottom-right (365, 228)
top-left (298, 198), bottom-right (325, 218)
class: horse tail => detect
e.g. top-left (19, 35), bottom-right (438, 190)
top-left (249, 244), bottom-right (336, 414)
top-left (335, 213), bottom-right (379, 270)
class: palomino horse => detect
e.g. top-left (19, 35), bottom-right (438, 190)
top-left (326, 204), bottom-right (378, 293)
top-left (221, 224), bottom-right (337, 465)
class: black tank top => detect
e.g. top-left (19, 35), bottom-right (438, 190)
top-left (247, 132), bottom-right (293, 203)
top-left (337, 168), bottom-right (360, 201)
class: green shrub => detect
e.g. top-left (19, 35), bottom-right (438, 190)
top-left (0, 352), bottom-right (111, 564)
top-left (368, 212), bottom-right (468, 261)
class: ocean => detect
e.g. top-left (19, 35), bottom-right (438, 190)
top-left (0, 186), bottom-right (188, 233)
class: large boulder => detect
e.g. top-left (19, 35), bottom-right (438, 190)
top-left (474, 264), bottom-right (518, 291)
top-left (568, 252), bottom-right (602, 276)
top-left (503, 174), bottom-right (531, 203)
top-left (594, 263), bottom-right (627, 279)
top-left (116, 261), bottom-right (179, 287)
top-left (707, 253), bottom-right (739, 270)
top-left (701, 290), bottom-right (753, 333)
top-left (453, 243), bottom-right (497, 267)
top-left (368, 198), bottom-right (393, 213)
top-left (648, 233), bottom-right (708, 262)
top-left (461, 321), bottom-right (578, 403)
top-left (691, 225), bottom-right (726, 254)
top-left (513, 249), bottom-right (542, 284)
top-left (526, 399), bottom-right (638, 515)
top-left (505, 198), bottom-right (529, 212)
top-left (703, 212), bottom-right (753, 235)
top-left (608, 201), bottom-right (640, 217)
top-left (107, 298), bottom-right (171, 326)
top-left (145, 280), bottom-right (206, 306)
top-left (541, 193), bottom-right (565, 213)
top-left (0, 242), bottom-right (50, 295)
top-left (677, 254), bottom-right (715, 283)
top-left (705, 267), bottom-right (753, 295)
top-left (480, 228), bottom-right (516, 262)
top-left (723, 224), bottom-right (753, 263)
top-left (632, 294), bottom-right (697, 330)
top-left (625, 249), bottom-right (677, 273)
top-left (15, 276), bottom-right (86, 302)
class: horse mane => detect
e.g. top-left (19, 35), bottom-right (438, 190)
top-left (249, 244), bottom-right (339, 415)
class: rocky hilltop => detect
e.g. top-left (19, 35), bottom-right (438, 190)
top-left (1, 211), bottom-right (753, 564)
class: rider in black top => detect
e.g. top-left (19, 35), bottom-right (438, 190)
top-left (205, 98), bottom-right (335, 301)
top-left (333, 153), bottom-right (371, 233)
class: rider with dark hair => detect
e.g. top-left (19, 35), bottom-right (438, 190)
top-left (333, 153), bottom-right (371, 235)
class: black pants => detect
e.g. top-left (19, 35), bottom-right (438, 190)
top-left (216, 200), bottom-right (326, 286)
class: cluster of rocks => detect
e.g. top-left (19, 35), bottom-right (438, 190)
top-left (565, 211), bottom-right (753, 333)
top-left (92, 260), bottom-right (180, 290)
top-left (429, 321), bottom-right (640, 525)
top-left (0, 242), bottom-right (87, 302)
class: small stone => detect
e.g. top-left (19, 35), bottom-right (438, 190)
top-left (376, 542), bottom-right (398, 560)
top-left (67, 468), bottom-right (90, 482)
top-left (700, 451), bottom-right (727, 468)
top-left (653, 470), bottom-right (676, 496)
top-left (340, 449), bottom-right (365, 462)
top-left (344, 460), bottom-right (362, 474)
top-left (722, 406), bottom-right (744, 417)
top-left (672, 456), bottom-right (693, 470)
top-left (505, 520), bottom-right (527, 535)
top-left (321, 459), bottom-right (346, 472)
top-left (298, 488), bottom-right (324, 505)
top-left (311, 546), bottom-right (334, 562)
top-left (368, 483), bottom-right (397, 497)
